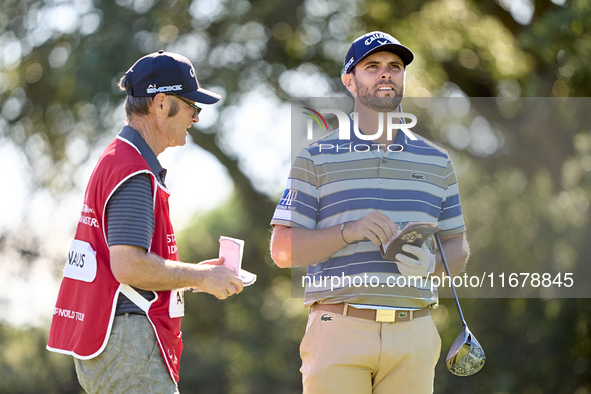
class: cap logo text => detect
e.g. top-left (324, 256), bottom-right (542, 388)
top-left (146, 84), bottom-right (182, 94)
top-left (344, 56), bottom-right (355, 71)
top-left (364, 32), bottom-right (393, 46)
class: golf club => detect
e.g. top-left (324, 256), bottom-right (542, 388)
top-left (434, 232), bottom-right (485, 376)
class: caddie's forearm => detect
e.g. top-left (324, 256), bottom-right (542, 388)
top-left (110, 244), bottom-right (213, 291)
top-left (434, 233), bottom-right (470, 277)
top-left (271, 225), bottom-right (347, 268)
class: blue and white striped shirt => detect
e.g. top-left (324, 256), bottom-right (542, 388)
top-left (271, 125), bottom-right (466, 308)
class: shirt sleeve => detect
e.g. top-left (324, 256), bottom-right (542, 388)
top-left (438, 159), bottom-right (466, 236)
top-left (106, 173), bottom-right (155, 250)
top-left (270, 148), bottom-right (319, 229)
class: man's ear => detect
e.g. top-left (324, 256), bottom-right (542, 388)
top-left (151, 93), bottom-right (170, 118)
top-left (341, 73), bottom-right (357, 96)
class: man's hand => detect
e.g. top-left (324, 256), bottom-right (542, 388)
top-left (271, 211), bottom-right (398, 268)
top-left (395, 243), bottom-right (436, 278)
top-left (194, 257), bottom-right (244, 299)
top-left (343, 211), bottom-right (398, 246)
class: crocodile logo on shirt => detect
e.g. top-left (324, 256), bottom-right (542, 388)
top-left (411, 172), bottom-right (425, 180)
top-left (320, 313), bottom-right (334, 322)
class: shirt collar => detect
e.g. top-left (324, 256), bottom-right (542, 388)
top-left (119, 126), bottom-right (167, 184)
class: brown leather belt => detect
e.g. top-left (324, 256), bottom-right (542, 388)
top-left (311, 303), bottom-right (430, 323)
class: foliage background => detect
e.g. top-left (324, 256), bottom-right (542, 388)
top-left (1, 0), bottom-right (590, 393)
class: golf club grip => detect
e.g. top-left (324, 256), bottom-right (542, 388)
top-left (434, 232), bottom-right (466, 325)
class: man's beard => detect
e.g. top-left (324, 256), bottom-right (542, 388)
top-left (355, 77), bottom-right (404, 112)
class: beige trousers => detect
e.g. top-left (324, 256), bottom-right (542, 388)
top-left (300, 309), bottom-right (441, 394)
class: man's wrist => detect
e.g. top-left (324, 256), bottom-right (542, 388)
top-left (340, 223), bottom-right (352, 245)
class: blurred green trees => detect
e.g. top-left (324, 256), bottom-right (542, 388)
top-left (1, 0), bottom-right (591, 393)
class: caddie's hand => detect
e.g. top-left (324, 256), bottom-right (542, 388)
top-left (195, 258), bottom-right (244, 299)
top-left (343, 211), bottom-right (398, 246)
top-left (395, 243), bottom-right (436, 278)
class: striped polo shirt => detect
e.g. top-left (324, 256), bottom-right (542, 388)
top-left (271, 123), bottom-right (466, 308)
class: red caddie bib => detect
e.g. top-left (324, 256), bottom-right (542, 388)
top-left (47, 134), bottom-right (185, 383)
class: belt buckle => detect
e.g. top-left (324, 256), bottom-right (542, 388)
top-left (376, 309), bottom-right (396, 322)
top-left (376, 309), bottom-right (413, 323)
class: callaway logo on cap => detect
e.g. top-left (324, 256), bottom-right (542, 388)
top-left (343, 31), bottom-right (414, 74)
top-left (124, 50), bottom-right (221, 105)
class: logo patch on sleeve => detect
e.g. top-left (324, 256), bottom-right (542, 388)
top-left (278, 189), bottom-right (297, 210)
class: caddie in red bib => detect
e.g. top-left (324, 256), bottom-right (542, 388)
top-left (47, 51), bottom-right (244, 394)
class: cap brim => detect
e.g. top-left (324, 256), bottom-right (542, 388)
top-left (182, 88), bottom-right (221, 105)
top-left (363, 43), bottom-right (414, 67)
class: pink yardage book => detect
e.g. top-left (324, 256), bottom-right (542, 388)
top-left (218, 236), bottom-right (256, 286)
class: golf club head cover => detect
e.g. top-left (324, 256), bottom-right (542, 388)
top-left (395, 243), bottom-right (436, 278)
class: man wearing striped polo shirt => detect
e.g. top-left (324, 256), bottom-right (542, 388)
top-left (270, 32), bottom-right (470, 393)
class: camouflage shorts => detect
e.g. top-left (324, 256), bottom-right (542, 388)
top-left (74, 314), bottom-right (180, 394)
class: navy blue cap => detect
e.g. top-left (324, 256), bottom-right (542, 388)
top-left (124, 51), bottom-right (221, 105)
top-left (343, 32), bottom-right (414, 74)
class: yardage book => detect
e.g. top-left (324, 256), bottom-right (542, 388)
top-left (379, 222), bottom-right (441, 261)
top-left (219, 236), bottom-right (257, 286)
